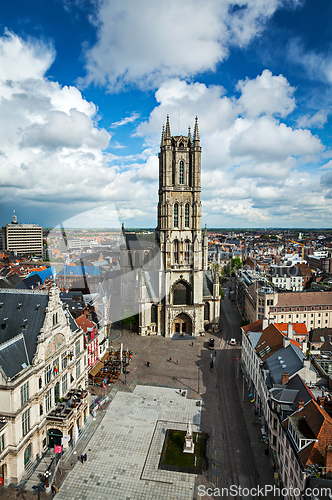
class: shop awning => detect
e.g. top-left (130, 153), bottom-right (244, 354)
top-left (89, 352), bottom-right (109, 377)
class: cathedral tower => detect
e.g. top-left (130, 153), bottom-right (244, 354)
top-left (155, 116), bottom-right (208, 337)
top-left (137, 116), bottom-right (220, 337)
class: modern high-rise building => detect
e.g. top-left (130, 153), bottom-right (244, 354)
top-left (1, 211), bottom-right (43, 257)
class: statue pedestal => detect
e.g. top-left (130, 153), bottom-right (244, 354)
top-left (183, 437), bottom-right (195, 454)
top-left (183, 422), bottom-right (195, 454)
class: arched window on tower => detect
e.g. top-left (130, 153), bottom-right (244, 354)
top-left (173, 280), bottom-right (192, 305)
top-left (174, 239), bottom-right (179, 264)
top-left (179, 161), bottom-right (184, 184)
top-left (184, 239), bottom-right (190, 265)
top-left (174, 203), bottom-right (179, 228)
top-left (204, 302), bottom-right (210, 321)
top-left (185, 204), bottom-right (190, 228)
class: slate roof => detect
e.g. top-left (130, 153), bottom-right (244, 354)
top-left (249, 331), bottom-right (263, 349)
top-left (143, 270), bottom-right (159, 300)
top-left (124, 233), bottom-right (157, 251)
top-left (0, 334), bottom-right (30, 379)
top-left (15, 274), bottom-right (43, 290)
top-left (203, 270), bottom-right (213, 297)
top-left (310, 328), bottom-right (332, 343)
top-left (0, 274), bottom-right (22, 289)
top-left (0, 289), bottom-right (48, 378)
top-left (265, 343), bottom-right (306, 385)
top-left (270, 266), bottom-right (303, 277)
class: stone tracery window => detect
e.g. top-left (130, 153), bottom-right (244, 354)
top-left (179, 161), bottom-right (184, 184)
top-left (184, 239), bottom-right (190, 264)
top-left (174, 203), bottom-right (179, 228)
top-left (174, 239), bottom-right (179, 264)
top-left (185, 204), bottom-right (189, 227)
top-left (173, 280), bottom-right (192, 305)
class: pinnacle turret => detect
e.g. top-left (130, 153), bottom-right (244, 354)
top-left (188, 125), bottom-right (191, 143)
top-left (193, 116), bottom-right (200, 144)
top-left (165, 114), bottom-right (171, 139)
top-left (161, 124), bottom-right (165, 146)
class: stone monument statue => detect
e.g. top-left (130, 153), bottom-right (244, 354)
top-left (183, 421), bottom-right (195, 454)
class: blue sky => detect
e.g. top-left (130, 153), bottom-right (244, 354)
top-left (1, 0), bottom-right (332, 229)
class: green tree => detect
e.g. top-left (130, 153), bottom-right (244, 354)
top-left (231, 256), bottom-right (242, 270)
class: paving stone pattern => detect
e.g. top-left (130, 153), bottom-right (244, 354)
top-left (56, 385), bottom-right (202, 500)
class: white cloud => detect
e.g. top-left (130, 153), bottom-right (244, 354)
top-left (83, 0), bottom-right (295, 90)
top-left (0, 31), bottom-right (330, 228)
top-left (296, 111), bottom-right (328, 129)
top-left (0, 30), bottom-right (55, 82)
top-left (135, 76), bottom-right (329, 226)
top-left (237, 69), bottom-right (296, 118)
top-left (0, 32), bottom-right (160, 226)
top-left (111, 112), bottom-right (140, 128)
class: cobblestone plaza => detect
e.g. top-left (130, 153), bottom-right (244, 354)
top-left (57, 385), bottom-right (202, 500)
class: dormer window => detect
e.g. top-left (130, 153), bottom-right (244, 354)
top-left (179, 141), bottom-right (184, 148)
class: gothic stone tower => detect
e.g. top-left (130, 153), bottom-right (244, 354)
top-left (155, 116), bottom-right (208, 337)
top-left (138, 116), bottom-right (220, 337)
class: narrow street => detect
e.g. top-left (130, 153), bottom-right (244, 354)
top-left (199, 279), bottom-right (277, 499)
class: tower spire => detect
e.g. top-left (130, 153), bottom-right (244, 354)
top-left (188, 125), bottom-right (191, 143)
top-left (165, 114), bottom-right (171, 138)
top-left (161, 124), bottom-right (165, 146)
top-left (193, 116), bottom-right (200, 144)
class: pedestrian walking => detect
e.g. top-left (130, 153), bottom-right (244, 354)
top-left (168, 357), bottom-right (172, 361)
top-left (51, 484), bottom-right (58, 496)
top-left (83, 453), bottom-right (87, 461)
top-left (80, 454), bottom-right (84, 464)
top-left (176, 360), bottom-right (178, 364)
top-left (146, 361), bottom-right (150, 367)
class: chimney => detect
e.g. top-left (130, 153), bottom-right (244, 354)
top-left (298, 398), bottom-right (304, 410)
top-left (283, 336), bottom-right (291, 348)
top-left (302, 341), bottom-right (308, 352)
top-left (262, 318), bottom-right (269, 330)
top-left (281, 372), bottom-right (289, 385)
top-left (325, 445), bottom-right (332, 475)
top-left (287, 323), bottom-right (293, 339)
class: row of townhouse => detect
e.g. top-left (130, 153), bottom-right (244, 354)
top-left (242, 319), bottom-right (332, 498)
top-left (243, 282), bottom-right (332, 331)
top-left (0, 286), bottom-right (90, 486)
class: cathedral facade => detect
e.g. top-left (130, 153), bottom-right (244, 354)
top-left (121, 116), bottom-right (220, 337)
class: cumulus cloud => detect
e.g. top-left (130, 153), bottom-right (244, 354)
top-left (82, 0), bottom-right (297, 90)
top-left (136, 76), bottom-right (329, 226)
top-left (0, 31), bottom-right (330, 228)
top-left (296, 111), bottom-right (328, 129)
top-left (0, 32), bottom-right (159, 226)
top-left (237, 69), bottom-right (296, 118)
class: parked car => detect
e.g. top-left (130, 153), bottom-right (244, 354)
top-left (229, 338), bottom-right (236, 346)
top-left (209, 338), bottom-right (215, 349)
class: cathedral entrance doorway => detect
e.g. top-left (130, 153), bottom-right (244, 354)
top-left (172, 313), bottom-right (192, 336)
